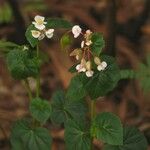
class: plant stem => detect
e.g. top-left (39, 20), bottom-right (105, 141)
top-left (23, 79), bottom-right (33, 101)
top-left (36, 44), bottom-right (40, 98)
top-left (90, 100), bottom-right (95, 150)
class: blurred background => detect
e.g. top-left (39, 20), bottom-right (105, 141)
top-left (0, 0), bottom-right (150, 149)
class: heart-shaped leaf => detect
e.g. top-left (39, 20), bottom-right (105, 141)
top-left (65, 120), bottom-right (91, 150)
top-left (6, 49), bottom-right (40, 79)
top-left (91, 112), bottom-right (123, 145)
top-left (30, 98), bottom-right (51, 124)
top-left (11, 119), bottom-right (52, 150)
top-left (68, 55), bottom-right (120, 100)
top-left (51, 90), bottom-right (87, 124)
top-left (85, 55), bottom-right (120, 99)
top-left (103, 126), bottom-right (148, 150)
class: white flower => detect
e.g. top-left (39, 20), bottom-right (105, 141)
top-left (72, 25), bottom-right (82, 38)
top-left (76, 64), bottom-right (86, 72)
top-left (31, 30), bottom-right (41, 38)
top-left (32, 15), bottom-right (47, 30)
top-left (38, 34), bottom-right (45, 40)
top-left (97, 61), bottom-right (107, 71)
top-left (86, 70), bottom-right (94, 77)
top-left (45, 29), bottom-right (54, 38)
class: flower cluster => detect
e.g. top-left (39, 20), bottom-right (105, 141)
top-left (31, 15), bottom-right (54, 40)
top-left (70, 25), bottom-right (107, 77)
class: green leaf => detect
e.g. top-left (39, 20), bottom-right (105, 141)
top-left (103, 126), bottom-right (148, 150)
top-left (29, 98), bottom-right (51, 124)
top-left (66, 74), bottom-right (87, 101)
top-left (85, 55), bottom-right (120, 99)
top-left (51, 90), bottom-right (87, 124)
top-left (90, 33), bottom-right (105, 55)
top-left (91, 112), bottom-right (123, 145)
top-left (25, 24), bottom-right (38, 47)
top-left (47, 18), bottom-right (73, 29)
top-left (60, 34), bottom-right (72, 49)
top-left (65, 120), bottom-right (91, 150)
top-left (11, 119), bottom-right (52, 150)
top-left (6, 49), bottom-right (40, 79)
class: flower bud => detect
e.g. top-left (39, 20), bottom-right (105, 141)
top-left (94, 57), bottom-right (101, 65)
top-left (86, 61), bottom-right (91, 70)
top-left (101, 61), bottom-right (107, 68)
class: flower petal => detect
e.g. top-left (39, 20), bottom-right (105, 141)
top-left (31, 30), bottom-right (41, 38)
top-left (34, 15), bottom-right (45, 23)
top-left (76, 64), bottom-right (86, 72)
top-left (45, 29), bottom-right (54, 38)
top-left (101, 61), bottom-right (107, 68)
top-left (86, 70), bottom-right (94, 77)
top-left (76, 64), bottom-right (81, 71)
top-left (34, 24), bottom-right (46, 30)
top-left (38, 34), bottom-right (45, 40)
top-left (80, 67), bottom-right (86, 72)
top-left (72, 25), bottom-right (82, 38)
top-left (97, 65), bottom-right (103, 71)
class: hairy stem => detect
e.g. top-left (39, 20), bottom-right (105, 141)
top-left (90, 100), bottom-right (95, 150)
top-left (23, 79), bottom-right (33, 101)
top-left (36, 44), bottom-right (40, 98)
